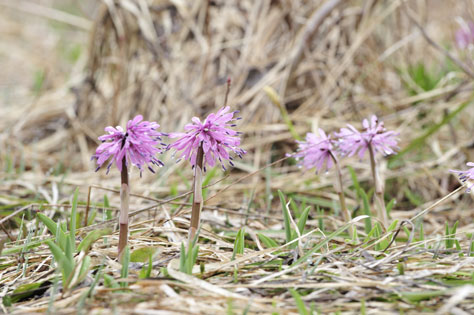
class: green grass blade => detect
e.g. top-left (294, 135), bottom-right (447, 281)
top-left (452, 221), bottom-right (459, 235)
top-left (77, 262), bottom-right (104, 309)
top-left (103, 274), bottom-right (120, 289)
top-left (139, 252), bottom-right (154, 279)
top-left (179, 242), bottom-right (186, 273)
top-left (387, 219), bottom-right (398, 232)
top-left (257, 233), bottom-right (279, 248)
top-left (2, 237), bottom-right (48, 255)
top-left (403, 226), bottom-right (411, 239)
top-left (297, 206), bottom-right (311, 235)
top-left (289, 289), bottom-right (309, 315)
top-left (146, 252), bottom-right (153, 278)
top-left (386, 198), bottom-right (396, 217)
top-left (130, 246), bottom-right (158, 263)
top-left (45, 240), bottom-right (73, 284)
top-left (289, 199), bottom-right (301, 219)
top-left (278, 190), bottom-right (292, 244)
top-left (445, 222), bottom-right (451, 249)
top-left (191, 245), bottom-right (199, 273)
top-left (264, 86), bottom-right (300, 140)
top-left (360, 189), bottom-right (372, 234)
top-left (70, 188), bottom-right (79, 253)
top-left (232, 228), bottom-right (245, 260)
top-left (469, 236), bottom-right (474, 257)
top-left (347, 166), bottom-right (361, 194)
top-left (65, 235), bottom-right (74, 263)
top-left (77, 228), bottom-right (112, 253)
top-left (317, 206), bottom-right (324, 232)
top-left (120, 246), bottom-right (130, 288)
top-left (186, 244), bottom-right (193, 274)
top-left (400, 290), bottom-right (446, 303)
top-left (364, 224), bottom-right (379, 243)
top-left (58, 228), bottom-right (68, 252)
top-left (419, 222), bottom-right (425, 241)
top-left (76, 255), bottom-right (91, 285)
top-left (103, 195), bottom-right (113, 221)
top-left (292, 215), bottom-right (368, 266)
top-left (37, 213), bottom-right (58, 236)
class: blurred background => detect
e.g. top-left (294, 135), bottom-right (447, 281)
top-left (1, 0), bottom-right (474, 212)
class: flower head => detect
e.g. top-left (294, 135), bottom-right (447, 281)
top-left (450, 162), bottom-right (474, 192)
top-left (293, 129), bottom-right (335, 173)
top-left (169, 106), bottom-right (246, 170)
top-left (455, 21), bottom-right (474, 49)
top-left (336, 115), bottom-right (399, 158)
top-left (93, 115), bottom-right (165, 175)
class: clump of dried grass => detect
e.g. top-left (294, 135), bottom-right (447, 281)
top-left (2, 1), bottom-right (473, 194)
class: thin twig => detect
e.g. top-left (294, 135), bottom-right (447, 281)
top-left (404, 6), bottom-right (474, 78)
top-left (0, 205), bottom-right (31, 226)
top-left (410, 186), bottom-right (464, 222)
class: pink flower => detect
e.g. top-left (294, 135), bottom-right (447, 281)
top-left (455, 21), bottom-right (474, 49)
top-left (450, 162), bottom-right (474, 192)
top-left (93, 115), bottom-right (165, 175)
top-left (293, 129), bottom-right (335, 173)
top-left (169, 106), bottom-right (246, 170)
top-left (336, 115), bottom-right (399, 158)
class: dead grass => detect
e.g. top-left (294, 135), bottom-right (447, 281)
top-left (1, 0), bottom-right (474, 314)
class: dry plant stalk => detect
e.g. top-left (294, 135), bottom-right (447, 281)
top-left (189, 145), bottom-right (204, 244)
top-left (368, 143), bottom-right (388, 228)
top-left (329, 151), bottom-right (353, 236)
top-left (119, 159), bottom-right (130, 257)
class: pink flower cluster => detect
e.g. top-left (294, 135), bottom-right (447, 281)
top-left (451, 162), bottom-right (474, 192)
top-left (336, 115), bottom-right (399, 158)
top-left (455, 21), bottom-right (474, 49)
top-left (294, 129), bottom-right (334, 173)
top-left (93, 115), bottom-right (165, 175)
top-left (294, 115), bottom-right (399, 172)
top-left (168, 106), bottom-right (246, 170)
top-left (93, 107), bottom-right (246, 175)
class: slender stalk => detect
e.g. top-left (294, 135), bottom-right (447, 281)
top-left (368, 143), bottom-right (388, 228)
top-left (329, 152), bottom-right (353, 236)
top-left (189, 145), bottom-right (204, 245)
top-left (118, 159), bottom-right (129, 258)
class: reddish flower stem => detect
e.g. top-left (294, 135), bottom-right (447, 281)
top-left (329, 152), bottom-right (353, 236)
top-left (368, 143), bottom-right (388, 228)
top-left (189, 145), bottom-right (204, 246)
top-left (118, 159), bottom-right (129, 259)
